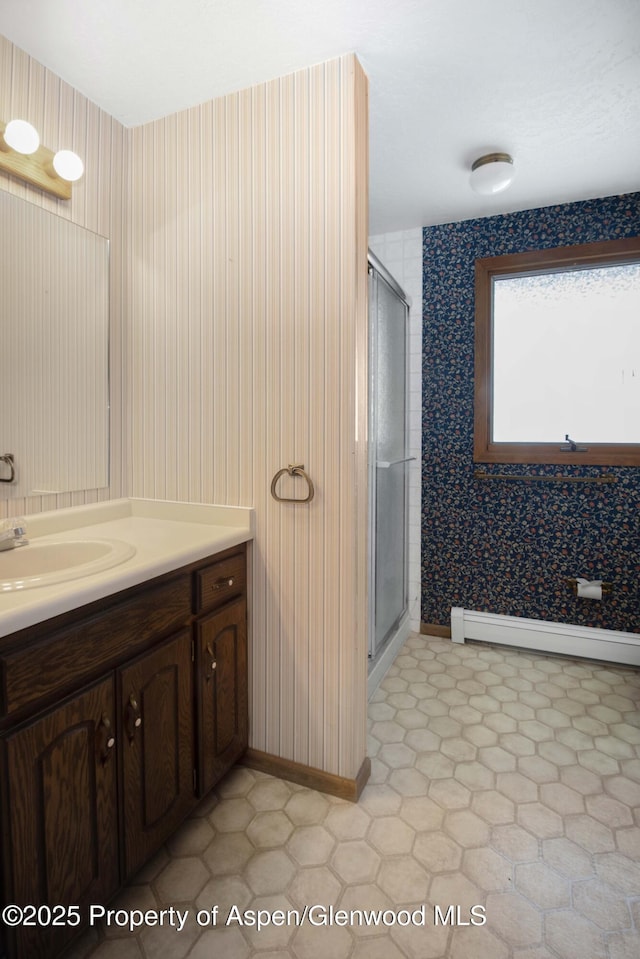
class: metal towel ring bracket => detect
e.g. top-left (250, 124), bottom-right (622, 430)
top-left (0, 454), bottom-right (15, 484)
top-left (271, 464), bottom-right (315, 504)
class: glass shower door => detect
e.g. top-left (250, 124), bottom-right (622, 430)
top-left (369, 257), bottom-right (410, 659)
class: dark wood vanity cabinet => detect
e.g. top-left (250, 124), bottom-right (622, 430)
top-left (119, 629), bottom-right (195, 877)
top-left (196, 597), bottom-right (248, 796)
top-left (4, 677), bottom-right (119, 959)
top-left (0, 543), bottom-right (248, 959)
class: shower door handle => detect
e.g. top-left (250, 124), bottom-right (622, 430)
top-left (376, 456), bottom-right (416, 468)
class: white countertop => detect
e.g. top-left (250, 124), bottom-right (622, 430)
top-left (0, 498), bottom-right (254, 638)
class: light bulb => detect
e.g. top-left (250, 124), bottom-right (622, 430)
top-left (53, 150), bottom-right (84, 182)
top-left (4, 119), bottom-right (40, 155)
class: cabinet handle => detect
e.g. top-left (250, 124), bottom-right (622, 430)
top-left (213, 577), bottom-right (234, 590)
top-left (125, 693), bottom-right (142, 743)
top-left (205, 642), bottom-right (217, 681)
top-left (97, 713), bottom-right (115, 763)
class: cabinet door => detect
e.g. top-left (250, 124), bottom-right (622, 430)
top-left (197, 597), bottom-right (248, 796)
top-left (3, 677), bottom-right (118, 959)
top-left (119, 629), bottom-right (194, 878)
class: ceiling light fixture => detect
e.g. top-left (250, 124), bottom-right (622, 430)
top-left (470, 152), bottom-right (515, 196)
top-left (0, 118), bottom-right (83, 199)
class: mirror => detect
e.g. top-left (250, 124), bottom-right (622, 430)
top-left (0, 191), bottom-right (109, 497)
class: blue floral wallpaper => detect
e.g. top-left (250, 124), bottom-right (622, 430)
top-left (421, 192), bottom-right (640, 632)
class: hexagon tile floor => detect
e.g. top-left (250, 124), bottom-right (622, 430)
top-left (69, 633), bottom-right (640, 959)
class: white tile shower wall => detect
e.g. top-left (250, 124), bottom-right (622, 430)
top-left (369, 229), bottom-right (423, 632)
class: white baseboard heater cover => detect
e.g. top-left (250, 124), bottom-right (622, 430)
top-left (450, 607), bottom-right (640, 668)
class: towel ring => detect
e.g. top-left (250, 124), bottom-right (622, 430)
top-left (0, 454), bottom-right (15, 484)
top-left (271, 464), bottom-right (315, 504)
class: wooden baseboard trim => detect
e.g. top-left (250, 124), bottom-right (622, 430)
top-left (420, 622), bottom-right (452, 638)
top-left (241, 748), bottom-right (371, 803)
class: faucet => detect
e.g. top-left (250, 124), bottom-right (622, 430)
top-left (0, 519), bottom-right (28, 551)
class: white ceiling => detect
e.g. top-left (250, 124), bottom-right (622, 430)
top-left (1, 0), bottom-right (639, 234)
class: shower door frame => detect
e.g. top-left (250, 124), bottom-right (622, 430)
top-left (367, 251), bottom-right (412, 662)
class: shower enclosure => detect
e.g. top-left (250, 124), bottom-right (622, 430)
top-left (368, 252), bottom-right (412, 663)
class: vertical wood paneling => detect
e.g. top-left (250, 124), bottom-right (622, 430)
top-left (279, 72), bottom-right (295, 761)
top-left (345, 58), bottom-right (370, 771)
top-left (175, 108), bottom-right (190, 503)
top-left (197, 101), bottom-right (214, 502)
top-left (250, 81), bottom-right (268, 748)
top-left (238, 88), bottom-right (254, 508)
top-left (293, 67), bottom-right (311, 765)
top-left (0, 35), bottom-right (126, 520)
top-left (323, 57), bottom-right (342, 775)
top-left (264, 76), bottom-right (282, 755)
top-left (226, 93), bottom-right (241, 504)
top-left (307, 63), bottom-right (327, 772)
top-left (127, 54), bottom-right (369, 778)
top-left (1, 36), bottom-right (369, 781)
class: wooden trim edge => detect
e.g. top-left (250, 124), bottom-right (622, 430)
top-left (354, 755), bottom-right (372, 800)
top-left (241, 749), bottom-right (371, 803)
top-left (420, 622), bottom-right (452, 638)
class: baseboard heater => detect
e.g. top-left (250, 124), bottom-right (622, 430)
top-left (450, 607), bottom-right (640, 668)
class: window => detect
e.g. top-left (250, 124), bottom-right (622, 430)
top-left (474, 236), bottom-right (640, 466)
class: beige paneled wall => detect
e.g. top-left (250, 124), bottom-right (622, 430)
top-left (126, 55), bottom-right (369, 779)
top-left (0, 34), bottom-right (126, 519)
top-left (0, 36), bottom-right (369, 781)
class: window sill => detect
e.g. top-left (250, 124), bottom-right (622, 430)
top-left (473, 442), bottom-right (640, 467)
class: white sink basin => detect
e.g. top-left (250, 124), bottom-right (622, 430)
top-left (0, 538), bottom-right (136, 591)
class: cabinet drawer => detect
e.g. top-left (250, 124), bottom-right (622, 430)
top-left (1, 575), bottom-right (191, 716)
top-left (195, 551), bottom-right (245, 614)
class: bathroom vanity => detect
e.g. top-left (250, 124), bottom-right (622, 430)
top-left (0, 499), bottom-right (253, 959)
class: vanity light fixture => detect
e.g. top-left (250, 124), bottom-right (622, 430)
top-left (470, 152), bottom-right (515, 195)
top-left (52, 149), bottom-right (84, 183)
top-left (0, 118), bottom-right (84, 200)
top-left (3, 119), bottom-right (40, 155)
